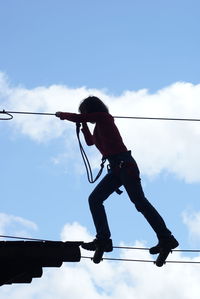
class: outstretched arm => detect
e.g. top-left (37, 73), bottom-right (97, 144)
top-left (55, 111), bottom-right (106, 123)
top-left (55, 112), bottom-right (95, 146)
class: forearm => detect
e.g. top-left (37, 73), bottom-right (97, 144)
top-left (81, 123), bottom-right (94, 145)
top-left (55, 112), bottom-right (104, 123)
top-left (56, 112), bottom-right (95, 145)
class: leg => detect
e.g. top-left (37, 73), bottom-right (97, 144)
top-left (88, 171), bottom-right (122, 240)
top-left (119, 160), bottom-right (172, 240)
top-left (82, 171), bottom-right (121, 255)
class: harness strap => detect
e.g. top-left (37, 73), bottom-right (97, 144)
top-left (107, 165), bottom-right (123, 195)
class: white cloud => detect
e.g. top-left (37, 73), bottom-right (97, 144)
top-left (60, 221), bottom-right (93, 242)
top-left (1, 72), bottom-right (200, 182)
top-left (0, 222), bottom-right (200, 299)
top-left (0, 212), bottom-right (38, 237)
top-left (182, 210), bottom-right (200, 242)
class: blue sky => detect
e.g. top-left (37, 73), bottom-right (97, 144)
top-left (1, 0), bottom-right (200, 298)
top-left (0, 0), bottom-right (200, 93)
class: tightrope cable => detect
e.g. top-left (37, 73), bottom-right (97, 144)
top-left (81, 256), bottom-right (200, 265)
top-left (113, 246), bottom-right (200, 253)
top-left (1, 109), bottom-right (200, 122)
top-left (114, 116), bottom-right (200, 122)
top-left (0, 234), bottom-right (53, 242)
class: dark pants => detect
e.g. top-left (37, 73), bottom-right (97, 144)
top-left (88, 151), bottom-right (171, 241)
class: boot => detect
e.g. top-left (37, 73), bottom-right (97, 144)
top-left (81, 238), bottom-right (113, 252)
top-left (150, 235), bottom-right (179, 255)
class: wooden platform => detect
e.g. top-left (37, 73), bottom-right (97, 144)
top-left (0, 240), bottom-right (83, 286)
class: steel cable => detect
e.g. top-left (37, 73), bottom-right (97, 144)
top-left (1, 109), bottom-right (200, 122)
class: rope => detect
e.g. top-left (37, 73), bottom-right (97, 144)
top-left (0, 110), bottom-right (55, 117)
top-left (0, 234), bottom-right (53, 242)
top-left (76, 122), bottom-right (106, 183)
top-left (113, 246), bottom-right (200, 253)
top-left (1, 109), bottom-right (200, 122)
top-left (81, 256), bottom-right (200, 265)
top-left (114, 116), bottom-right (200, 122)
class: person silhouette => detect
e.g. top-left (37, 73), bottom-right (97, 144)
top-left (56, 96), bottom-right (178, 261)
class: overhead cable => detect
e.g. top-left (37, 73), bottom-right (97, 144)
top-left (1, 109), bottom-right (200, 122)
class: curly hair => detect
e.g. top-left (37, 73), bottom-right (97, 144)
top-left (78, 96), bottom-right (109, 113)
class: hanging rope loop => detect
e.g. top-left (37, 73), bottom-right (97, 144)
top-left (76, 122), bottom-right (105, 183)
top-left (0, 110), bottom-right (13, 120)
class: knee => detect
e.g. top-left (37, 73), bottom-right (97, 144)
top-left (88, 193), bottom-right (94, 207)
top-left (88, 193), bottom-right (101, 209)
top-left (134, 202), bottom-right (144, 212)
top-left (132, 197), bottom-right (148, 213)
